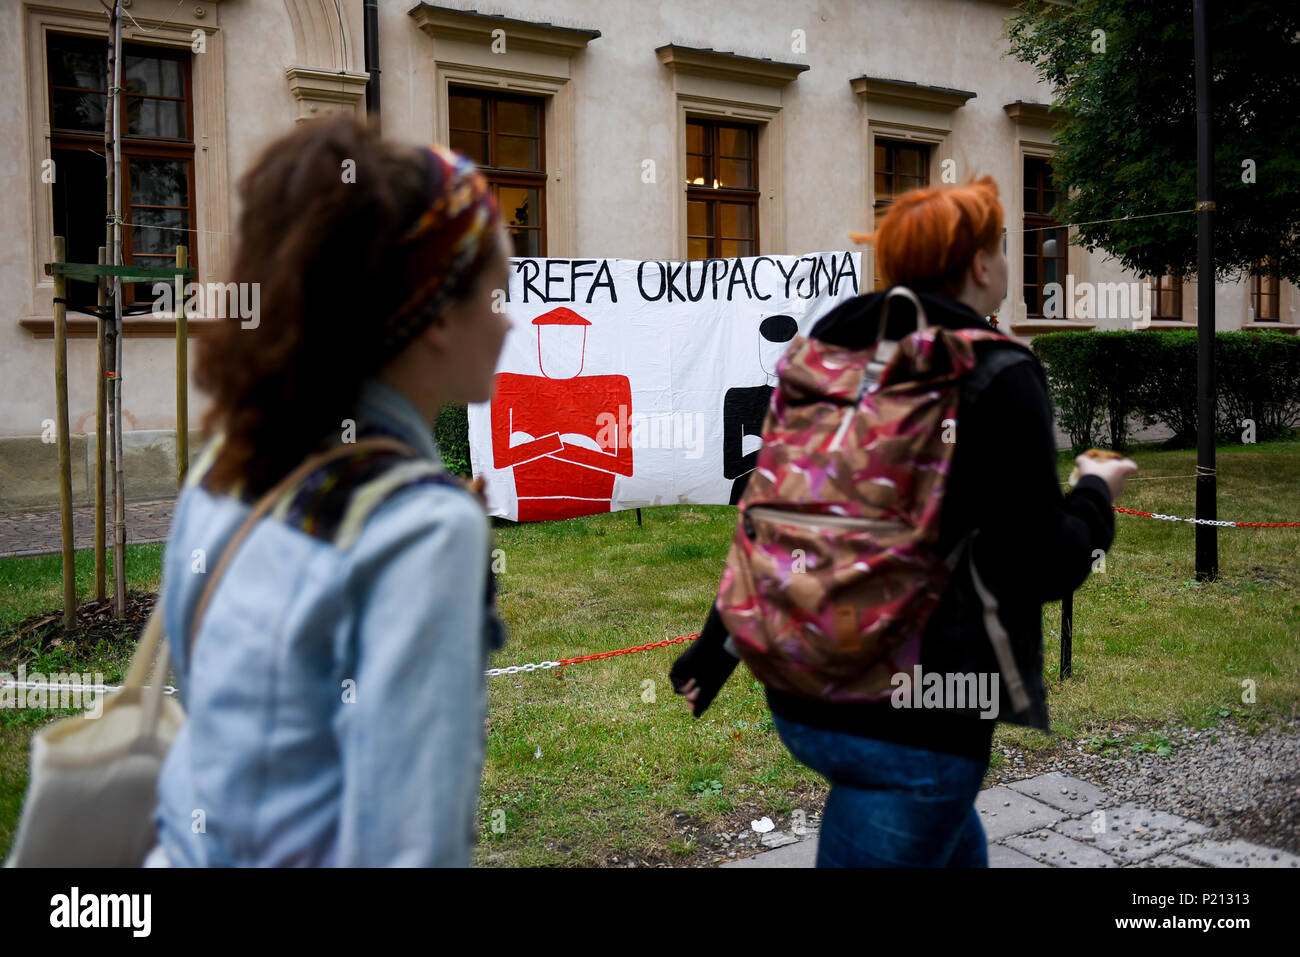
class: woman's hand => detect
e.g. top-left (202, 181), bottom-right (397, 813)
top-left (678, 678), bottom-right (702, 715)
top-left (1075, 454), bottom-right (1139, 500)
top-left (669, 607), bottom-right (741, 717)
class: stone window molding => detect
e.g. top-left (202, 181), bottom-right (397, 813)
top-left (21, 0), bottom-right (232, 337)
top-left (410, 3), bottom-right (601, 257)
top-left (657, 44), bottom-right (808, 260)
top-left (851, 76), bottom-right (975, 288)
top-left (1003, 102), bottom-right (1091, 333)
top-left (284, 0), bottom-right (368, 121)
top-left (285, 66), bottom-right (371, 123)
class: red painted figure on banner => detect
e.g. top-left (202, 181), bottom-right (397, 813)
top-left (490, 306), bottom-right (633, 520)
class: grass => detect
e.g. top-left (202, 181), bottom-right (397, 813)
top-left (0, 545), bottom-right (163, 857)
top-left (1, 438), bottom-right (1297, 865)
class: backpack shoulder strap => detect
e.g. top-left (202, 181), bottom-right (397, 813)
top-left (953, 330), bottom-right (1041, 405)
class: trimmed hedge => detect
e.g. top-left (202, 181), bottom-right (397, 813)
top-left (1031, 329), bottom-right (1300, 452)
top-left (432, 331), bottom-right (1300, 469)
top-left (434, 403), bottom-right (472, 477)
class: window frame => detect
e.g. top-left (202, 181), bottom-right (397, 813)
top-left (1149, 271), bottom-right (1184, 320)
top-left (46, 31), bottom-right (197, 307)
top-left (1251, 261), bottom-right (1281, 321)
top-left (684, 116), bottom-right (760, 260)
top-left (871, 137), bottom-right (932, 288)
top-left (1022, 154), bottom-right (1067, 319)
top-left (448, 84), bottom-right (548, 258)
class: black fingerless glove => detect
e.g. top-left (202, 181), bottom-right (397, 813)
top-left (669, 604), bottom-right (741, 716)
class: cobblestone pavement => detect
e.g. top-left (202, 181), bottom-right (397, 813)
top-left (721, 772), bottom-right (1300, 868)
top-left (0, 499), bottom-right (176, 559)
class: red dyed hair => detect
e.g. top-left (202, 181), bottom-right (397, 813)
top-left (850, 175), bottom-right (1003, 298)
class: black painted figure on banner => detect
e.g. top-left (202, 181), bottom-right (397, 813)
top-left (722, 314), bottom-right (798, 505)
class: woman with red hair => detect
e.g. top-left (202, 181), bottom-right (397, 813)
top-left (673, 176), bottom-right (1137, 867)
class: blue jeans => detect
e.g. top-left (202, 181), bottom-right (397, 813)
top-left (772, 712), bottom-right (990, 868)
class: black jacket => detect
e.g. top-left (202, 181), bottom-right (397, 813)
top-left (671, 290), bottom-right (1116, 762)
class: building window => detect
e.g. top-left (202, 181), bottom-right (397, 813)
top-left (449, 86), bottom-right (546, 257)
top-left (1023, 155), bottom-right (1065, 318)
top-left (1150, 272), bottom-right (1183, 320)
top-left (48, 32), bottom-right (195, 309)
top-left (685, 118), bottom-right (758, 260)
top-left (1251, 261), bottom-right (1280, 320)
top-left (872, 139), bottom-right (930, 288)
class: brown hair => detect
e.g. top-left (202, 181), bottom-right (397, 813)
top-left (195, 114), bottom-right (495, 499)
top-left (850, 175), bottom-right (1003, 298)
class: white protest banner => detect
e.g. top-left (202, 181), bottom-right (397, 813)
top-left (467, 252), bottom-right (862, 521)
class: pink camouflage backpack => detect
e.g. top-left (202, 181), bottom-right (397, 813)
top-left (716, 286), bottom-right (1032, 712)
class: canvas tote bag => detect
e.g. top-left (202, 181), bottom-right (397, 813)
top-left (4, 436), bottom-right (416, 867)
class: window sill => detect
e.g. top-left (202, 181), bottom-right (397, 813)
top-left (1009, 319), bottom-right (1097, 335)
top-left (1242, 321), bottom-right (1299, 333)
top-left (19, 314), bottom-right (225, 339)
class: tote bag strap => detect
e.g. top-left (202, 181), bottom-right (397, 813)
top-left (127, 436), bottom-right (418, 735)
top-left (138, 612), bottom-right (171, 737)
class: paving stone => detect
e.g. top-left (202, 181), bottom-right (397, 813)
top-left (1004, 828), bottom-right (1119, 867)
top-left (1054, 802), bottom-right (1209, 863)
top-left (988, 843), bottom-right (1049, 868)
top-left (722, 835), bottom-right (817, 868)
top-left (716, 786), bottom-right (1293, 870)
top-left (1175, 839), bottom-right (1300, 868)
top-left (1006, 772), bottom-right (1113, 817)
top-left (760, 830), bottom-right (801, 849)
top-left (0, 498), bottom-right (175, 558)
top-left (976, 786), bottom-right (1067, 841)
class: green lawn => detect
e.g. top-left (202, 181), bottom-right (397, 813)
top-left (1, 439), bottom-right (1297, 865)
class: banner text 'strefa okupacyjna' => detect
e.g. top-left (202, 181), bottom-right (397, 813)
top-left (467, 252), bottom-right (862, 522)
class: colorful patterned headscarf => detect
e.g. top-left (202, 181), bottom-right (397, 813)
top-left (378, 144), bottom-right (501, 360)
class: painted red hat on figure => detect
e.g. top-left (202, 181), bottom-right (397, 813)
top-left (531, 306), bottom-right (592, 326)
top-left (532, 306), bottom-right (589, 378)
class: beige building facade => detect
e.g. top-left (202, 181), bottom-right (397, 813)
top-left (2, 0), bottom-right (1294, 510)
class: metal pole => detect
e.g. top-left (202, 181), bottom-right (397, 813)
top-left (1193, 0), bottom-right (1218, 581)
top-left (52, 236), bottom-right (76, 630)
top-left (1059, 592), bottom-right (1073, 681)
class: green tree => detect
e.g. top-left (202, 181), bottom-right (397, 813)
top-left (1005, 0), bottom-right (1300, 282)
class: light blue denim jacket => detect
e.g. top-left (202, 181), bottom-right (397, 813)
top-left (153, 378), bottom-right (501, 866)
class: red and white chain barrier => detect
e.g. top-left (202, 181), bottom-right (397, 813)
top-left (486, 507), bottom-right (1300, 676)
top-left (7, 504), bottom-right (1298, 698)
top-left (1112, 506), bottom-right (1300, 528)
top-left (486, 633), bottom-right (698, 678)
top-left (0, 636), bottom-right (710, 699)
